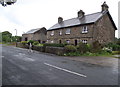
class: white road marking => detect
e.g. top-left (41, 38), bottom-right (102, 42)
top-left (44, 63), bottom-right (87, 78)
top-left (14, 53), bottom-right (35, 62)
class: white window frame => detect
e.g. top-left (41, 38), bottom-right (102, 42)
top-left (66, 40), bottom-right (70, 44)
top-left (82, 26), bottom-right (88, 33)
top-left (51, 31), bottom-right (54, 36)
top-left (51, 40), bottom-right (54, 43)
top-left (82, 40), bottom-right (87, 44)
top-left (66, 28), bottom-right (71, 34)
top-left (59, 30), bottom-right (62, 35)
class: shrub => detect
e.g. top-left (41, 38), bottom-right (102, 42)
top-left (36, 44), bottom-right (43, 47)
top-left (112, 51), bottom-right (120, 55)
top-left (102, 47), bottom-right (112, 53)
top-left (27, 40), bottom-right (34, 44)
top-left (33, 41), bottom-right (39, 46)
top-left (78, 43), bottom-right (91, 54)
top-left (65, 45), bottom-right (77, 53)
top-left (105, 43), bottom-right (120, 51)
top-left (43, 43), bottom-right (65, 47)
top-left (21, 41), bottom-right (27, 45)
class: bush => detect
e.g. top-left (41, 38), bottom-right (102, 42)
top-left (43, 43), bottom-right (65, 47)
top-left (33, 41), bottom-right (39, 46)
top-left (27, 40), bottom-right (34, 44)
top-left (112, 51), bottom-right (120, 55)
top-left (21, 41), bottom-right (27, 45)
top-left (105, 43), bottom-right (120, 51)
top-left (65, 45), bottom-right (77, 53)
top-left (78, 43), bottom-right (91, 54)
top-left (36, 44), bottom-right (43, 47)
top-left (102, 47), bottom-right (112, 53)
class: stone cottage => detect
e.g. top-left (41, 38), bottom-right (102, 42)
top-left (47, 2), bottom-right (117, 45)
top-left (22, 27), bottom-right (47, 43)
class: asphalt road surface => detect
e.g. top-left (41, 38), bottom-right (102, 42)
top-left (1, 44), bottom-right (118, 85)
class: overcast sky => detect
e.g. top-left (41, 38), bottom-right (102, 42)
top-left (0, 0), bottom-right (119, 38)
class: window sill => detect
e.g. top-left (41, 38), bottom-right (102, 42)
top-left (81, 32), bottom-right (88, 34)
top-left (65, 33), bottom-right (70, 35)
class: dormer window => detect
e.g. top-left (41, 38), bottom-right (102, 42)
top-left (82, 26), bottom-right (88, 33)
top-left (51, 31), bottom-right (54, 36)
top-left (66, 28), bottom-right (71, 34)
top-left (59, 30), bottom-right (62, 35)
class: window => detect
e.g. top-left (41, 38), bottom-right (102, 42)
top-left (66, 40), bottom-right (70, 44)
top-left (66, 29), bottom-right (71, 34)
top-left (59, 30), bottom-right (62, 35)
top-left (51, 40), bottom-right (54, 43)
top-left (51, 31), bottom-right (54, 36)
top-left (82, 40), bottom-right (87, 44)
top-left (82, 26), bottom-right (88, 33)
top-left (47, 40), bottom-right (48, 43)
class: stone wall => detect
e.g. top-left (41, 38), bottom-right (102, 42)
top-left (45, 46), bottom-right (65, 55)
top-left (32, 45), bottom-right (45, 52)
top-left (22, 34), bottom-right (34, 41)
top-left (93, 13), bottom-right (115, 44)
top-left (17, 42), bottom-right (29, 49)
top-left (47, 24), bottom-right (94, 45)
top-left (17, 42), bottom-right (65, 55)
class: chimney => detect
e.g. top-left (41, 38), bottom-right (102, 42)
top-left (78, 10), bottom-right (85, 18)
top-left (101, 1), bottom-right (109, 12)
top-left (58, 17), bottom-right (63, 24)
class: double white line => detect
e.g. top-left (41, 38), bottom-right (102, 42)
top-left (44, 63), bottom-right (87, 78)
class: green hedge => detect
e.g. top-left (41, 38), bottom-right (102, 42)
top-left (65, 45), bottom-right (77, 53)
top-left (43, 43), bottom-right (65, 47)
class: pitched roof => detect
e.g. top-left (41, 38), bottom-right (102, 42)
top-left (48, 11), bottom-right (117, 30)
top-left (24, 27), bottom-right (46, 34)
top-left (25, 29), bottom-right (40, 34)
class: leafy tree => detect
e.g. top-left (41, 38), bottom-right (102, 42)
top-left (2, 31), bottom-right (12, 43)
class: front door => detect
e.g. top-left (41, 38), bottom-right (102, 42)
top-left (75, 40), bottom-right (77, 46)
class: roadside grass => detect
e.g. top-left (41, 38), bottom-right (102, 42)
top-left (63, 51), bottom-right (115, 57)
top-left (0, 42), bottom-right (16, 46)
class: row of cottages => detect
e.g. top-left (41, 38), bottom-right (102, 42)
top-left (22, 27), bottom-right (47, 43)
top-left (22, 2), bottom-right (117, 45)
top-left (47, 2), bottom-right (117, 45)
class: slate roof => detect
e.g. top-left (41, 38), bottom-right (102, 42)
top-left (48, 11), bottom-right (117, 30)
top-left (24, 28), bottom-right (40, 34)
top-left (24, 27), bottom-right (46, 34)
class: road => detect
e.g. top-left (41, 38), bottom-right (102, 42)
top-left (1, 44), bottom-right (118, 85)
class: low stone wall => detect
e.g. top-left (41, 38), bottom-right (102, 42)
top-left (17, 42), bottom-right (65, 55)
top-left (17, 42), bottom-right (29, 49)
top-left (32, 46), bottom-right (45, 52)
top-left (45, 46), bottom-right (65, 55)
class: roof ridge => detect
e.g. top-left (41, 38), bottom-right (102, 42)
top-left (84, 11), bottom-right (101, 17)
top-left (63, 12), bottom-right (102, 22)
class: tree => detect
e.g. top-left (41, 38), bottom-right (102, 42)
top-left (2, 31), bottom-right (12, 43)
